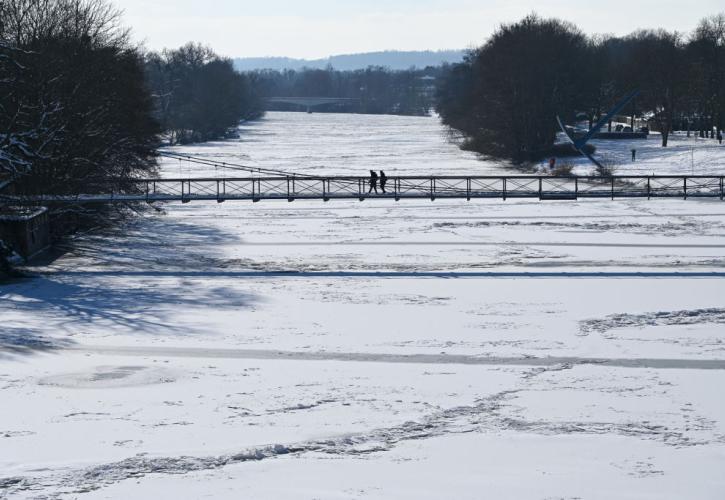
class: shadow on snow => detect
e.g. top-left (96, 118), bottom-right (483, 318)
top-left (0, 327), bottom-right (76, 360)
top-left (1, 218), bottom-right (262, 357)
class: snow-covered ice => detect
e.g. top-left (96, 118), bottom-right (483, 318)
top-left (2, 112), bottom-right (725, 499)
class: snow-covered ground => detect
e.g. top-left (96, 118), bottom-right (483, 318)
top-left (548, 130), bottom-right (725, 176)
top-left (2, 112), bottom-right (725, 499)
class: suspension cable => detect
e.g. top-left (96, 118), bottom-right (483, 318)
top-left (157, 152), bottom-right (515, 195)
top-left (158, 151), bottom-right (318, 178)
top-left (156, 153), bottom-right (523, 195)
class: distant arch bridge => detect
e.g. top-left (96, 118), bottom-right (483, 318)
top-left (265, 97), bottom-right (360, 109)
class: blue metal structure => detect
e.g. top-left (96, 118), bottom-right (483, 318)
top-left (557, 91), bottom-right (641, 168)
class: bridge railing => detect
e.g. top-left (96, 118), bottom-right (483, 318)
top-left (4, 175), bottom-right (724, 204)
top-left (162, 175), bottom-right (725, 202)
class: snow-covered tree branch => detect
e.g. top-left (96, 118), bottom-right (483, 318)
top-left (1, 0), bottom-right (159, 271)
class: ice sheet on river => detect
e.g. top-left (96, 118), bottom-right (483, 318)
top-left (2, 113), bottom-right (725, 499)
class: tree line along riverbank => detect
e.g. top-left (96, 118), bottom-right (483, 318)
top-left (436, 14), bottom-right (725, 163)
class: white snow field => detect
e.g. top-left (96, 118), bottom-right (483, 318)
top-left (2, 112), bottom-right (725, 499)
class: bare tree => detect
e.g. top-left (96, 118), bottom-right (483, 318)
top-left (437, 15), bottom-right (590, 162)
top-left (623, 30), bottom-right (687, 147)
top-left (1, 0), bottom-right (159, 269)
top-left (1, 0), bottom-right (158, 192)
top-left (145, 42), bottom-right (264, 144)
top-left (688, 14), bottom-right (725, 136)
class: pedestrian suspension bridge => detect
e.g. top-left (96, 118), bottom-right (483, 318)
top-left (2, 152), bottom-right (724, 205)
top-left (5, 175), bottom-right (725, 205)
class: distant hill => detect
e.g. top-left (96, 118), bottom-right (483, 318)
top-left (234, 50), bottom-right (465, 72)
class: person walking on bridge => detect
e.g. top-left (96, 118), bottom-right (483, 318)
top-left (379, 171), bottom-right (387, 194)
top-left (368, 170), bottom-right (379, 194)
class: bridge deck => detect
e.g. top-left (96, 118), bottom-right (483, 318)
top-left (3, 175), bottom-right (725, 204)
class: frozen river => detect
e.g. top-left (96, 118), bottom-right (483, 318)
top-left (161, 111), bottom-right (725, 177)
top-left (162, 111), bottom-right (505, 177)
top-left (2, 112), bottom-right (725, 499)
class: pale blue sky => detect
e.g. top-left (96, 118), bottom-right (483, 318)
top-left (116, 0), bottom-right (724, 59)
